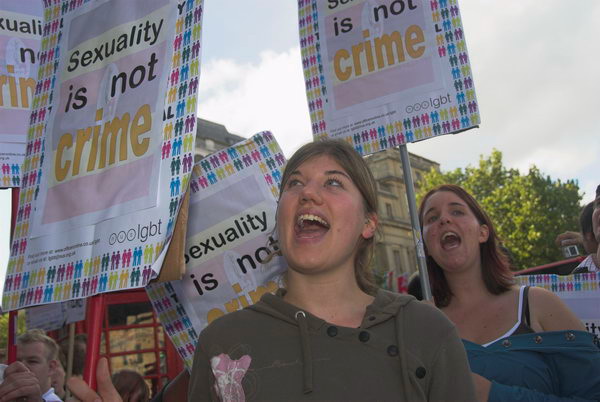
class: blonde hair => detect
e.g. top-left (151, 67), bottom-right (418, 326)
top-left (17, 329), bottom-right (59, 361)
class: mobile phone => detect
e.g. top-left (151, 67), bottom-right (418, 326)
top-left (562, 244), bottom-right (580, 258)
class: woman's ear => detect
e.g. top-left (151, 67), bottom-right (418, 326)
top-left (479, 224), bottom-right (490, 243)
top-left (362, 213), bottom-right (378, 239)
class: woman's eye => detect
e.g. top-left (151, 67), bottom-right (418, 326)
top-left (325, 178), bottom-right (343, 187)
top-left (451, 210), bottom-right (464, 216)
top-left (286, 179), bottom-right (302, 188)
top-left (426, 215), bottom-right (438, 224)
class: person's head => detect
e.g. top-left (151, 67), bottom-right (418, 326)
top-left (580, 202), bottom-right (598, 254)
top-left (111, 369), bottom-right (150, 402)
top-left (419, 184), bottom-right (513, 307)
top-left (277, 139), bottom-right (379, 294)
top-left (407, 271), bottom-right (423, 301)
top-left (593, 185), bottom-right (600, 245)
top-left (60, 333), bottom-right (88, 377)
top-left (16, 329), bottom-right (60, 393)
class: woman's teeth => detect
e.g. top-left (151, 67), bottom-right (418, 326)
top-left (297, 214), bottom-right (329, 228)
top-left (441, 232), bottom-right (460, 249)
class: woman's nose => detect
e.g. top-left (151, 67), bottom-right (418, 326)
top-left (300, 182), bottom-right (322, 204)
top-left (439, 213), bottom-right (451, 225)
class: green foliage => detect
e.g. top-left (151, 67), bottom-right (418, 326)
top-left (0, 311), bottom-right (28, 354)
top-left (417, 150), bottom-right (582, 269)
top-left (0, 313), bottom-right (7, 352)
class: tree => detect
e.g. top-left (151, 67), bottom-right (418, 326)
top-left (0, 311), bottom-right (27, 358)
top-left (416, 150), bottom-right (582, 269)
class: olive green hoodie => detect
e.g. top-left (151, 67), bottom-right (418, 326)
top-left (188, 289), bottom-right (476, 401)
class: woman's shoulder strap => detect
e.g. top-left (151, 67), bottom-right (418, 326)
top-left (522, 285), bottom-right (531, 327)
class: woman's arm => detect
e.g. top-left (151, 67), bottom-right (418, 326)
top-left (488, 381), bottom-right (596, 402)
top-left (528, 287), bottom-right (586, 332)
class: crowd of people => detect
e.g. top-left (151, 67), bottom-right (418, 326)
top-left (1, 140), bottom-right (599, 401)
top-left (0, 329), bottom-right (148, 402)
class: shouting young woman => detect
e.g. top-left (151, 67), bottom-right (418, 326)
top-left (419, 184), bottom-right (600, 401)
top-left (188, 140), bottom-right (475, 401)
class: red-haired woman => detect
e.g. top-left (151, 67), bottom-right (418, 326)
top-left (419, 184), bottom-right (600, 401)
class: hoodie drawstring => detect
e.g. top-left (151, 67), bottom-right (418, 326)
top-left (295, 310), bottom-right (313, 394)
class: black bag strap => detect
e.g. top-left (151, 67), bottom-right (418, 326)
top-left (522, 286), bottom-right (531, 327)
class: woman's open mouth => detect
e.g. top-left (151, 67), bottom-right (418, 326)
top-left (441, 231), bottom-right (461, 250)
top-left (295, 213), bottom-right (330, 239)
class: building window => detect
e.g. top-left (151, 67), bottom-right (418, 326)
top-left (206, 139), bottom-right (215, 151)
top-left (386, 203), bottom-right (393, 218)
top-left (375, 243), bottom-right (389, 271)
top-left (407, 248), bottom-right (417, 270)
top-left (380, 182), bottom-right (392, 192)
top-left (393, 250), bottom-right (402, 272)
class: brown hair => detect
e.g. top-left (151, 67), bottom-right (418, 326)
top-left (112, 369), bottom-right (150, 402)
top-left (60, 333), bottom-right (87, 376)
top-left (418, 184), bottom-right (514, 307)
top-left (17, 329), bottom-right (59, 361)
top-left (278, 139), bottom-right (379, 294)
top-left (580, 201), bottom-right (594, 235)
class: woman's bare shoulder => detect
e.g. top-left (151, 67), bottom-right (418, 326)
top-left (528, 286), bottom-right (586, 332)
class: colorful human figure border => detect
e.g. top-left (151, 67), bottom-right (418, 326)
top-left (297, 0), bottom-right (480, 155)
top-left (146, 131), bottom-right (286, 369)
top-left (4, 0), bottom-right (204, 311)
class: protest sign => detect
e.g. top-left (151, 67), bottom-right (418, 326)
top-left (0, 1), bottom-right (43, 188)
top-left (147, 132), bottom-right (287, 368)
top-left (33, 0), bottom-right (176, 236)
top-left (25, 298), bottom-right (87, 332)
top-left (517, 273), bottom-right (600, 338)
top-left (3, 0), bottom-right (204, 311)
top-left (298, 0), bottom-right (479, 154)
top-left (1, 142), bottom-right (26, 187)
top-left (155, 188), bottom-right (190, 283)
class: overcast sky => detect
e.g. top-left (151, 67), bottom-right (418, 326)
top-left (1, 0), bottom-right (599, 283)
top-left (197, 0), bottom-right (600, 202)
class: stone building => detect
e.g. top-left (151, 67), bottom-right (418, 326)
top-left (365, 148), bottom-right (440, 278)
top-left (194, 118), bottom-right (245, 161)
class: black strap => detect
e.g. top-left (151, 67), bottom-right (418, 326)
top-left (522, 286), bottom-right (531, 327)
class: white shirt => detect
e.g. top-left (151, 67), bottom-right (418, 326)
top-left (42, 387), bottom-right (62, 402)
top-left (573, 254), bottom-right (599, 273)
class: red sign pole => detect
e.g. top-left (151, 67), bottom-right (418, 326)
top-left (7, 311), bottom-right (18, 363)
top-left (83, 293), bottom-right (105, 389)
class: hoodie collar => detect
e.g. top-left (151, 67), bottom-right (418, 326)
top-left (248, 288), bottom-right (413, 329)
